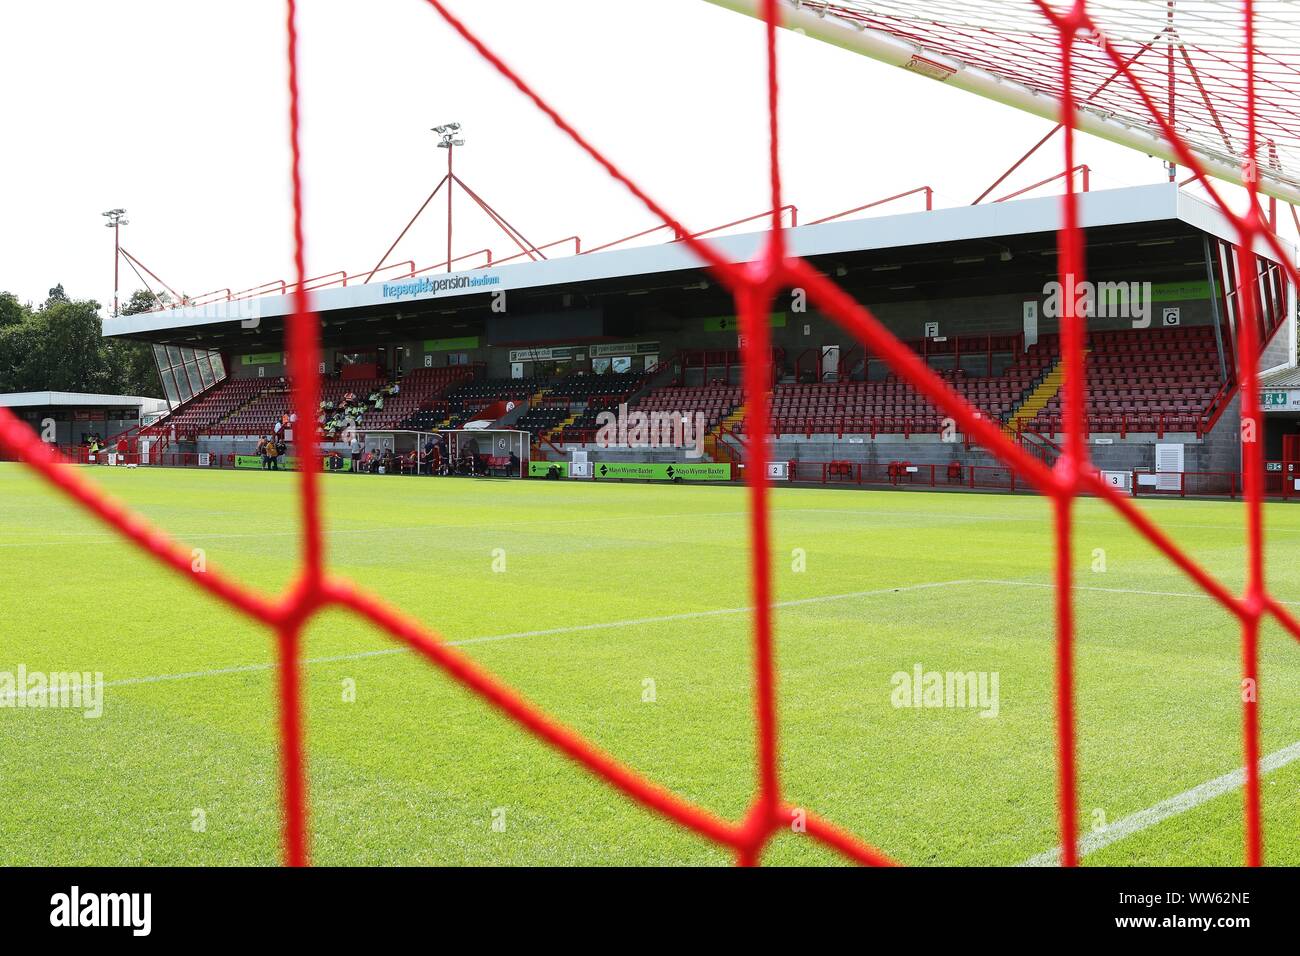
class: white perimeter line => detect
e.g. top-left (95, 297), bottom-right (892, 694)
top-left (1020, 740), bottom-right (1300, 866)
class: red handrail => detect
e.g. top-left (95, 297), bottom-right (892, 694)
top-left (143, 201), bottom-right (804, 311)
top-left (1199, 377), bottom-right (1239, 437)
top-left (583, 223), bottom-right (677, 255)
top-left (287, 271), bottom-right (348, 294)
top-left (188, 288), bottom-right (233, 305)
top-left (993, 165), bottom-right (1090, 203)
top-left (346, 260), bottom-right (416, 285)
top-left (232, 279), bottom-right (288, 301)
top-left (412, 248), bottom-right (493, 277)
top-left (807, 187), bottom-right (933, 225)
top-left (682, 205), bottom-right (797, 241)
top-left (489, 235), bottom-right (582, 268)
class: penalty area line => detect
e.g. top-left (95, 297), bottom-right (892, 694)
top-left (1020, 739), bottom-right (1300, 866)
top-left (73, 578), bottom-right (975, 694)
top-left (978, 577), bottom-right (1300, 863)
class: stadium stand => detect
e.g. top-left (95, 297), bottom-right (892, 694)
top-left (710, 343), bottom-right (1051, 437)
top-left (1027, 325), bottom-right (1226, 435)
top-left (708, 324), bottom-right (1227, 438)
top-left (140, 323), bottom-right (1229, 455)
top-left (546, 371), bottom-right (643, 401)
top-left (513, 404), bottom-right (571, 439)
top-left (146, 365), bottom-right (480, 440)
top-left (401, 370), bottom-right (646, 434)
top-left (617, 383), bottom-right (743, 433)
top-left (211, 382), bottom-right (296, 437)
top-left (148, 377), bottom-right (267, 439)
top-left (359, 366), bottom-right (474, 430)
top-left (400, 376), bottom-right (543, 431)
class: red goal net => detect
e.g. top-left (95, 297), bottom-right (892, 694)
top-left (1, 0), bottom-right (1298, 867)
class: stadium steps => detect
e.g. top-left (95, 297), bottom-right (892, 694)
top-left (553, 409), bottom-right (580, 440)
top-left (716, 404), bottom-right (746, 441)
top-left (1002, 354), bottom-right (1079, 437)
top-left (527, 386), bottom-right (550, 408)
top-left (704, 404), bottom-right (747, 462)
top-left (495, 389), bottom-right (546, 430)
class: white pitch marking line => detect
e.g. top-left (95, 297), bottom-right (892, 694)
top-left (980, 576), bottom-right (1300, 863)
top-left (976, 578), bottom-right (1300, 606)
top-left (20, 577), bottom-right (1295, 696)
top-left (37, 578), bottom-right (974, 695)
top-left (0, 510), bottom-right (762, 546)
top-left (9, 572), bottom-right (1297, 863)
top-left (1020, 740), bottom-right (1300, 866)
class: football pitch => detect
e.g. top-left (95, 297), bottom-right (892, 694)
top-left (1, 462), bottom-right (1297, 867)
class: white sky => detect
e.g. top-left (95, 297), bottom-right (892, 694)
top-left (1, 0), bottom-right (1290, 311)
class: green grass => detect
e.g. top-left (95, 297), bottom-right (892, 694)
top-left (0, 462), bottom-right (1297, 866)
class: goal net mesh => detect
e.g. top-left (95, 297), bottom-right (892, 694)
top-left (737, 0), bottom-right (1300, 200)
top-left (0, 0), bottom-right (1296, 866)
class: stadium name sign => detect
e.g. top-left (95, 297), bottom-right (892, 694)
top-left (382, 273), bottom-right (501, 300)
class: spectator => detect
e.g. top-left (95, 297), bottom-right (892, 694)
top-left (256, 436), bottom-right (268, 469)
